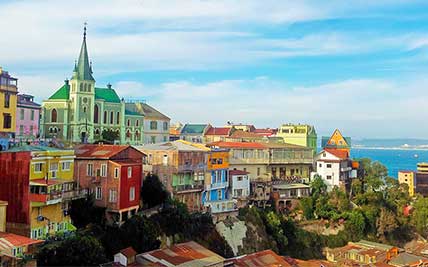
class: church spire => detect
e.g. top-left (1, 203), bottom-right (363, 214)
top-left (74, 23), bottom-right (95, 81)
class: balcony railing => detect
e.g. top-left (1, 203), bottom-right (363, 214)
top-left (177, 164), bottom-right (206, 172)
top-left (205, 199), bottom-right (237, 214)
top-left (173, 184), bottom-right (204, 193)
top-left (269, 157), bottom-right (313, 164)
top-left (30, 189), bottom-right (88, 205)
top-left (205, 181), bottom-right (229, 190)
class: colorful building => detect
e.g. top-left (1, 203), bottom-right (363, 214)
top-left (180, 123), bottom-right (211, 143)
top-left (0, 201), bottom-right (7, 232)
top-left (224, 123), bottom-right (255, 132)
top-left (0, 231), bottom-right (43, 266)
top-left (74, 144), bottom-right (145, 224)
top-left (204, 127), bottom-right (234, 143)
top-left (271, 183), bottom-right (310, 213)
top-left (229, 170), bottom-right (250, 208)
top-left (16, 94), bottom-right (41, 142)
top-left (276, 124), bottom-right (317, 155)
top-left (0, 68), bottom-right (18, 151)
top-left (321, 129), bottom-right (351, 153)
top-left (0, 146), bottom-right (80, 239)
top-left (398, 171), bottom-right (416, 197)
top-left (138, 140), bottom-right (207, 212)
top-left (40, 27), bottom-right (168, 145)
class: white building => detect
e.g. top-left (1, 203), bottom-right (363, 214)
top-left (314, 149), bottom-right (357, 191)
top-left (229, 170), bottom-right (250, 199)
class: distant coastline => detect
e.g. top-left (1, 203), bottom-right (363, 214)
top-left (352, 145), bottom-right (428, 151)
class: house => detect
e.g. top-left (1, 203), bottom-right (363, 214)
top-left (321, 129), bottom-right (351, 154)
top-left (74, 144), bottom-right (146, 224)
top-left (125, 102), bottom-right (170, 144)
top-left (0, 146), bottom-right (80, 239)
top-left (0, 201), bottom-right (6, 232)
top-left (276, 124), bottom-right (317, 155)
top-left (271, 182), bottom-right (310, 212)
top-left (203, 148), bottom-right (237, 215)
top-left (180, 124), bottom-right (211, 143)
top-left (389, 252), bottom-right (428, 267)
top-left (398, 171), bottom-right (416, 197)
top-left (16, 94), bottom-right (41, 142)
top-left (229, 170), bottom-right (250, 208)
top-left (113, 247), bottom-right (137, 267)
top-left (231, 250), bottom-right (292, 267)
top-left (169, 122), bottom-right (182, 141)
top-left (137, 241), bottom-right (225, 267)
top-left (137, 140), bottom-right (207, 212)
top-left (224, 123), bottom-right (255, 133)
top-left (0, 232), bottom-right (43, 267)
top-left (204, 127), bottom-right (234, 143)
top-left (0, 67), bottom-right (18, 151)
top-left (225, 130), bottom-right (263, 143)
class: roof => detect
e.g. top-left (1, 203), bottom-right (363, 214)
top-left (73, 29), bottom-right (95, 81)
top-left (137, 140), bottom-right (208, 152)
top-left (208, 141), bottom-right (266, 149)
top-left (0, 232), bottom-right (43, 249)
top-left (205, 127), bottom-right (231, 136)
top-left (264, 142), bottom-right (310, 149)
top-left (229, 130), bottom-right (262, 139)
top-left (125, 109), bottom-right (142, 116)
top-left (119, 247), bottom-right (137, 258)
top-left (48, 83), bottom-right (70, 100)
top-left (95, 87), bottom-right (121, 103)
top-left (5, 145), bottom-right (64, 153)
top-left (253, 128), bottom-right (277, 136)
top-left (125, 102), bottom-right (169, 120)
top-left (389, 252), bottom-right (427, 266)
top-left (140, 241), bottom-right (224, 267)
top-left (74, 144), bottom-right (144, 159)
top-left (229, 170), bottom-right (249, 175)
top-left (272, 183), bottom-right (310, 190)
top-left (324, 148), bottom-right (349, 160)
top-left (17, 95), bottom-right (41, 109)
top-left (233, 250), bottom-right (292, 267)
top-left (181, 124), bottom-right (209, 135)
top-left (399, 170), bottom-right (415, 173)
top-left (352, 240), bottom-right (395, 251)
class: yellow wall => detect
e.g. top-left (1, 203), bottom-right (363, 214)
top-left (398, 171), bottom-right (415, 197)
top-left (30, 202), bottom-right (71, 239)
top-left (207, 151), bottom-right (229, 170)
top-left (0, 89), bottom-right (17, 133)
top-left (0, 202), bottom-right (7, 232)
top-left (30, 150), bottom-right (75, 181)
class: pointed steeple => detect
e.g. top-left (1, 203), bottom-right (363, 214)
top-left (75, 23), bottom-right (95, 81)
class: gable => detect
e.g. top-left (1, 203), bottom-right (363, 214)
top-left (95, 87), bottom-right (121, 103)
top-left (327, 129), bottom-right (348, 147)
top-left (48, 84), bottom-right (70, 100)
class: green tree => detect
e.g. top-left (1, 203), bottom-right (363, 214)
top-left (412, 196), bottom-right (428, 237)
top-left (299, 197), bottom-right (314, 220)
top-left (69, 195), bottom-right (106, 228)
top-left (310, 175), bottom-right (327, 199)
top-left (358, 158), bottom-right (387, 192)
top-left (120, 215), bottom-right (161, 253)
top-left (345, 210), bottom-right (365, 240)
top-left (101, 129), bottom-right (119, 143)
top-left (376, 207), bottom-right (399, 242)
top-left (141, 174), bottom-right (169, 208)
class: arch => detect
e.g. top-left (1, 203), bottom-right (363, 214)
top-left (88, 84), bottom-right (91, 92)
top-left (103, 111), bottom-right (107, 124)
top-left (126, 129), bottom-right (131, 138)
top-left (94, 105), bottom-right (99, 123)
top-left (84, 83), bottom-right (87, 91)
top-left (135, 130), bottom-right (140, 140)
top-left (116, 112), bottom-right (120, 124)
top-left (127, 119), bottom-right (130, 127)
top-left (83, 106), bottom-right (87, 113)
top-left (80, 83), bottom-right (83, 91)
top-left (110, 111), bottom-right (114, 124)
top-left (136, 120), bottom-right (139, 127)
top-left (51, 109), bottom-right (57, 122)
top-left (94, 129), bottom-right (100, 135)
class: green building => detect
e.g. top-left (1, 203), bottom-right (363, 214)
top-left (276, 124), bottom-right (317, 155)
top-left (41, 27), bottom-right (151, 145)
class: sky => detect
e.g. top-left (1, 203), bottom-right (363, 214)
top-left (1, 0), bottom-right (428, 139)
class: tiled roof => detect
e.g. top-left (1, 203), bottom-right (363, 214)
top-left (125, 103), bottom-right (170, 120)
top-left (205, 127), bottom-right (230, 136)
top-left (48, 83), bottom-right (70, 100)
top-left (229, 130), bottom-right (262, 139)
top-left (181, 124), bottom-right (209, 134)
top-left (75, 144), bottom-right (144, 159)
top-left (5, 145), bottom-right (64, 152)
top-left (120, 247), bottom-right (137, 258)
top-left (229, 170), bottom-right (249, 175)
top-left (208, 141), bottom-right (267, 149)
top-left (137, 140), bottom-right (208, 152)
top-left (324, 148), bottom-right (349, 160)
top-left (95, 88), bottom-right (121, 103)
top-left (140, 241), bottom-right (224, 266)
top-left (0, 232), bottom-right (43, 249)
top-left (233, 250), bottom-right (292, 267)
top-left (253, 128), bottom-right (277, 136)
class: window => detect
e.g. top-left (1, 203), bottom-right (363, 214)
top-left (163, 122), bottom-right (168, 131)
top-left (30, 125), bottom-right (34, 134)
top-left (257, 167), bottom-right (260, 176)
top-left (114, 168), bottom-right (120, 178)
top-left (19, 125), bottom-right (24, 135)
top-left (326, 175), bottom-right (332, 180)
top-left (94, 105), bottom-right (99, 123)
top-left (61, 161), bottom-right (71, 171)
top-left (319, 163), bottom-right (322, 168)
top-left (129, 187), bottom-right (135, 201)
top-left (50, 163), bottom-right (58, 178)
top-left (87, 163), bottom-right (94, 176)
top-left (88, 84), bottom-right (91, 92)
top-left (136, 120), bottom-right (139, 127)
top-left (127, 167), bottom-right (132, 178)
top-left (95, 187), bottom-right (102, 200)
top-left (30, 109), bottom-right (35, 120)
top-left (127, 119), bottom-right (130, 126)
top-left (109, 189), bottom-right (117, 203)
top-left (101, 164), bottom-right (107, 177)
top-left (51, 109), bottom-right (57, 122)
top-left (116, 112), bottom-right (120, 124)
top-left (103, 111), bottom-right (107, 124)
top-left (163, 136), bottom-right (167, 142)
top-left (80, 83), bottom-right (83, 91)
top-left (243, 168), bottom-right (247, 172)
top-left (327, 164), bottom-right (332, 168)
top-left (20, 109), bottom-right (24, 120)
top-left (237, 176), bottom-right (243, 181)
top-left (34, 163), bottom-right (43, 173)
top-left (150, 121), bottom-right (157, 130)
top-left (4, 93), bottom-right (10, 108)
top-left (3, 113), bottom-right (11, 129)
top-left (110, 111), bottom-right (114, 124)
top-left (151, 136), bottom-right (156, 144)
top-left (217, 190), bottom-right (222, 200)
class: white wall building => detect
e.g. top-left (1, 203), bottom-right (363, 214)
top-left (229, 170), bottom-right (250, 199)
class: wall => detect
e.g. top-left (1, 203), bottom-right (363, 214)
top-left (143, 118), bottom-right (169, 144)
top-left (119, 164), bottom-right (141, 210)
top-left (30, 202), bottom-right (71, 239)
top-left (16, 106), bottom-right (40, 139)
top-left (0, 88), bottom-right (17, 134)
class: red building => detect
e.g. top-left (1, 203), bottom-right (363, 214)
top-left (74, 144), bottom-right (146, 224)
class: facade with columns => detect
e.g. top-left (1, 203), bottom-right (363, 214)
top-left (40, 28), bottom-right (168, 145)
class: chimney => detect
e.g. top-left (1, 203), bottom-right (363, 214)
top-left (107, 83), bottom-right (112, 89)
top-left (64, 79), bottom-right (69, 85)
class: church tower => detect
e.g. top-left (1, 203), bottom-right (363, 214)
top-left (69, 24), bottom-right (96, 143)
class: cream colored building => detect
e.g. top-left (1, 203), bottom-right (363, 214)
top-left (398, 171), bottom-right (415, 197)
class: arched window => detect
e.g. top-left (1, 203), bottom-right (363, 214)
top-left (116, 112), bottom-right (120, 124)
top-left (95, 129), bottom-right (100, 135)
top-left (126, 130), bottom-right (131, 138)
top-left (94, 105), bottom-right (99, 123)
top-left (51, 109), bottom-right (57, 122)
top-left (88, 84), bottom-right (91, 92)
top-left (127, 119), bottom-right (130, 127)
top-left (136, 120), bottom-right (139, 127)
top-left (83, 106), bottom-right (87, 113)
top-left (135, 130), bottom-right (140, 140)
top-left (103, 111), bottom-right (107, 124)
top-left (80, 83), bottom-right (83, 91)
top-left (84, 84), bottom-right (87, 91)
top-left (110, 111), bottom-right (114, 124)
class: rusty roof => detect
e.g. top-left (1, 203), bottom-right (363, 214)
top-left (74, 144), bottom-right (145, 159)
top-left (208, 141), bottom-right (267, 149)
top-left (233, 250), bottom-right (292, 267)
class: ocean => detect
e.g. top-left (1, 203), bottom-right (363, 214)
top-left (351, 148), bottom-right (428, 178)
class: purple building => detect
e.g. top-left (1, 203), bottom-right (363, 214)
top-left (16, 94), bottom-right (41, 141)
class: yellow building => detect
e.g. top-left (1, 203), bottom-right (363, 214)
top-left (0, 67), bottom-right (18, 150)
top-left (276, 124), bottom-right (317, 155)
top-left (0, 201), bottom-right (7, 232)
top-left (398, 171), bottom-right (415, 197)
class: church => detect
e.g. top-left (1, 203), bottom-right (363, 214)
top-left (40, 27), bottom-right (170, 145)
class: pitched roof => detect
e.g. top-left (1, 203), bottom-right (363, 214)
top-left (48, 83), bottom-right (70, 100)
top-left (229, 170), bottom-right (249, 175)
top-left (140, 241), bottom-right (224, 266)
top-left (181, 124), bottom-right (209, 134)
top-left (324, 148), bottom-right (349, 160)
top-left (120, 247), bottom-right (137, 258)
top-left (125, 102), bottom-right (169, 120)
top-left (233, 250), bottom-right (292, 267)
top-left (208, 141), bottom-right (266, 149)
top-left (253, 128), bottom-right (277, 136)
top-left (137, 140), bottom-right (208, 152)
top-left (205, 127), bottom-right (230, 136)
top-left (74, 144), bottom-right (144, 159)
top-left (95, 88), bottom-right (121, 103)
top-left (73, 28), bottom-right (95, 81)
top-left (229, 130), bottom-right (262, 139)
top-left (0, 232), bottom-right (43, 249)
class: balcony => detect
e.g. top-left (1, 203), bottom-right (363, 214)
top-left (30, 189), bottom-right (88, 205)
top-left (173, 184), bottom-right (204, 193)
top-left (340, 166), bottom-right (352, 172)
top-left (205, 181), bottom-right (228, 190)
top-left (229, 157), bottom-right (268, 165)
top-left (177, 164), bottom-right (206, 173)
top-left (143, 164), bottom-right (153, 173)
top-left (205, 199), bottom-right (237, 214)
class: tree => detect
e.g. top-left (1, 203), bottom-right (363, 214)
top-left (358, 158), bottom-right (387, 192)
top-left (299, 197), bottom-right (314, 220)
top-left (345, 210), bottom-right (365, 240)
top-left (310, 175), bottom-right (327, 200)
top-left (141, 174), bottom-right (169, 208)
top-left (36, 234), bottom-right (107, 266)
top-left (69, 195), bottom-right (106, 228)
top-left (376, 207), bottom-right (399, 242)
top-left (101, 129), bottom-right (119, 143)
top-left (120, 215), bottom-right (161, 253)
top-left (412, 196), bottom-right (428, 237)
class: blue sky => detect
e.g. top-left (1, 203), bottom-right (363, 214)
top-left (1, 0), bottom-right (428, 138)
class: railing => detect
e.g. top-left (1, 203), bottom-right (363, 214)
top-left (30, 189), bottom-right (89, 205)
top-left (205, 199), bottom-right (237, 214)
top-left (205, 181), bottom-right (229, 190)
top-left (177, 165), bottom-right (206, 172)
top-left (229, 157), bottom-right (268, 165)
top-left (173, 184), bottom-right (204, 192)
top-left (340, 167), bottom-right (352, 172)
top-left (269, 157), bottom-right (313, 164)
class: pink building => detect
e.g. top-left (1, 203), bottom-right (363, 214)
top-left (16, 94), bottom-right (40, 141)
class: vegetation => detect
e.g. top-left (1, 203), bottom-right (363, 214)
top-left (141, 174), bottom-right (169, 208)
top-left (101, 129), bottom-right (119, 143)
